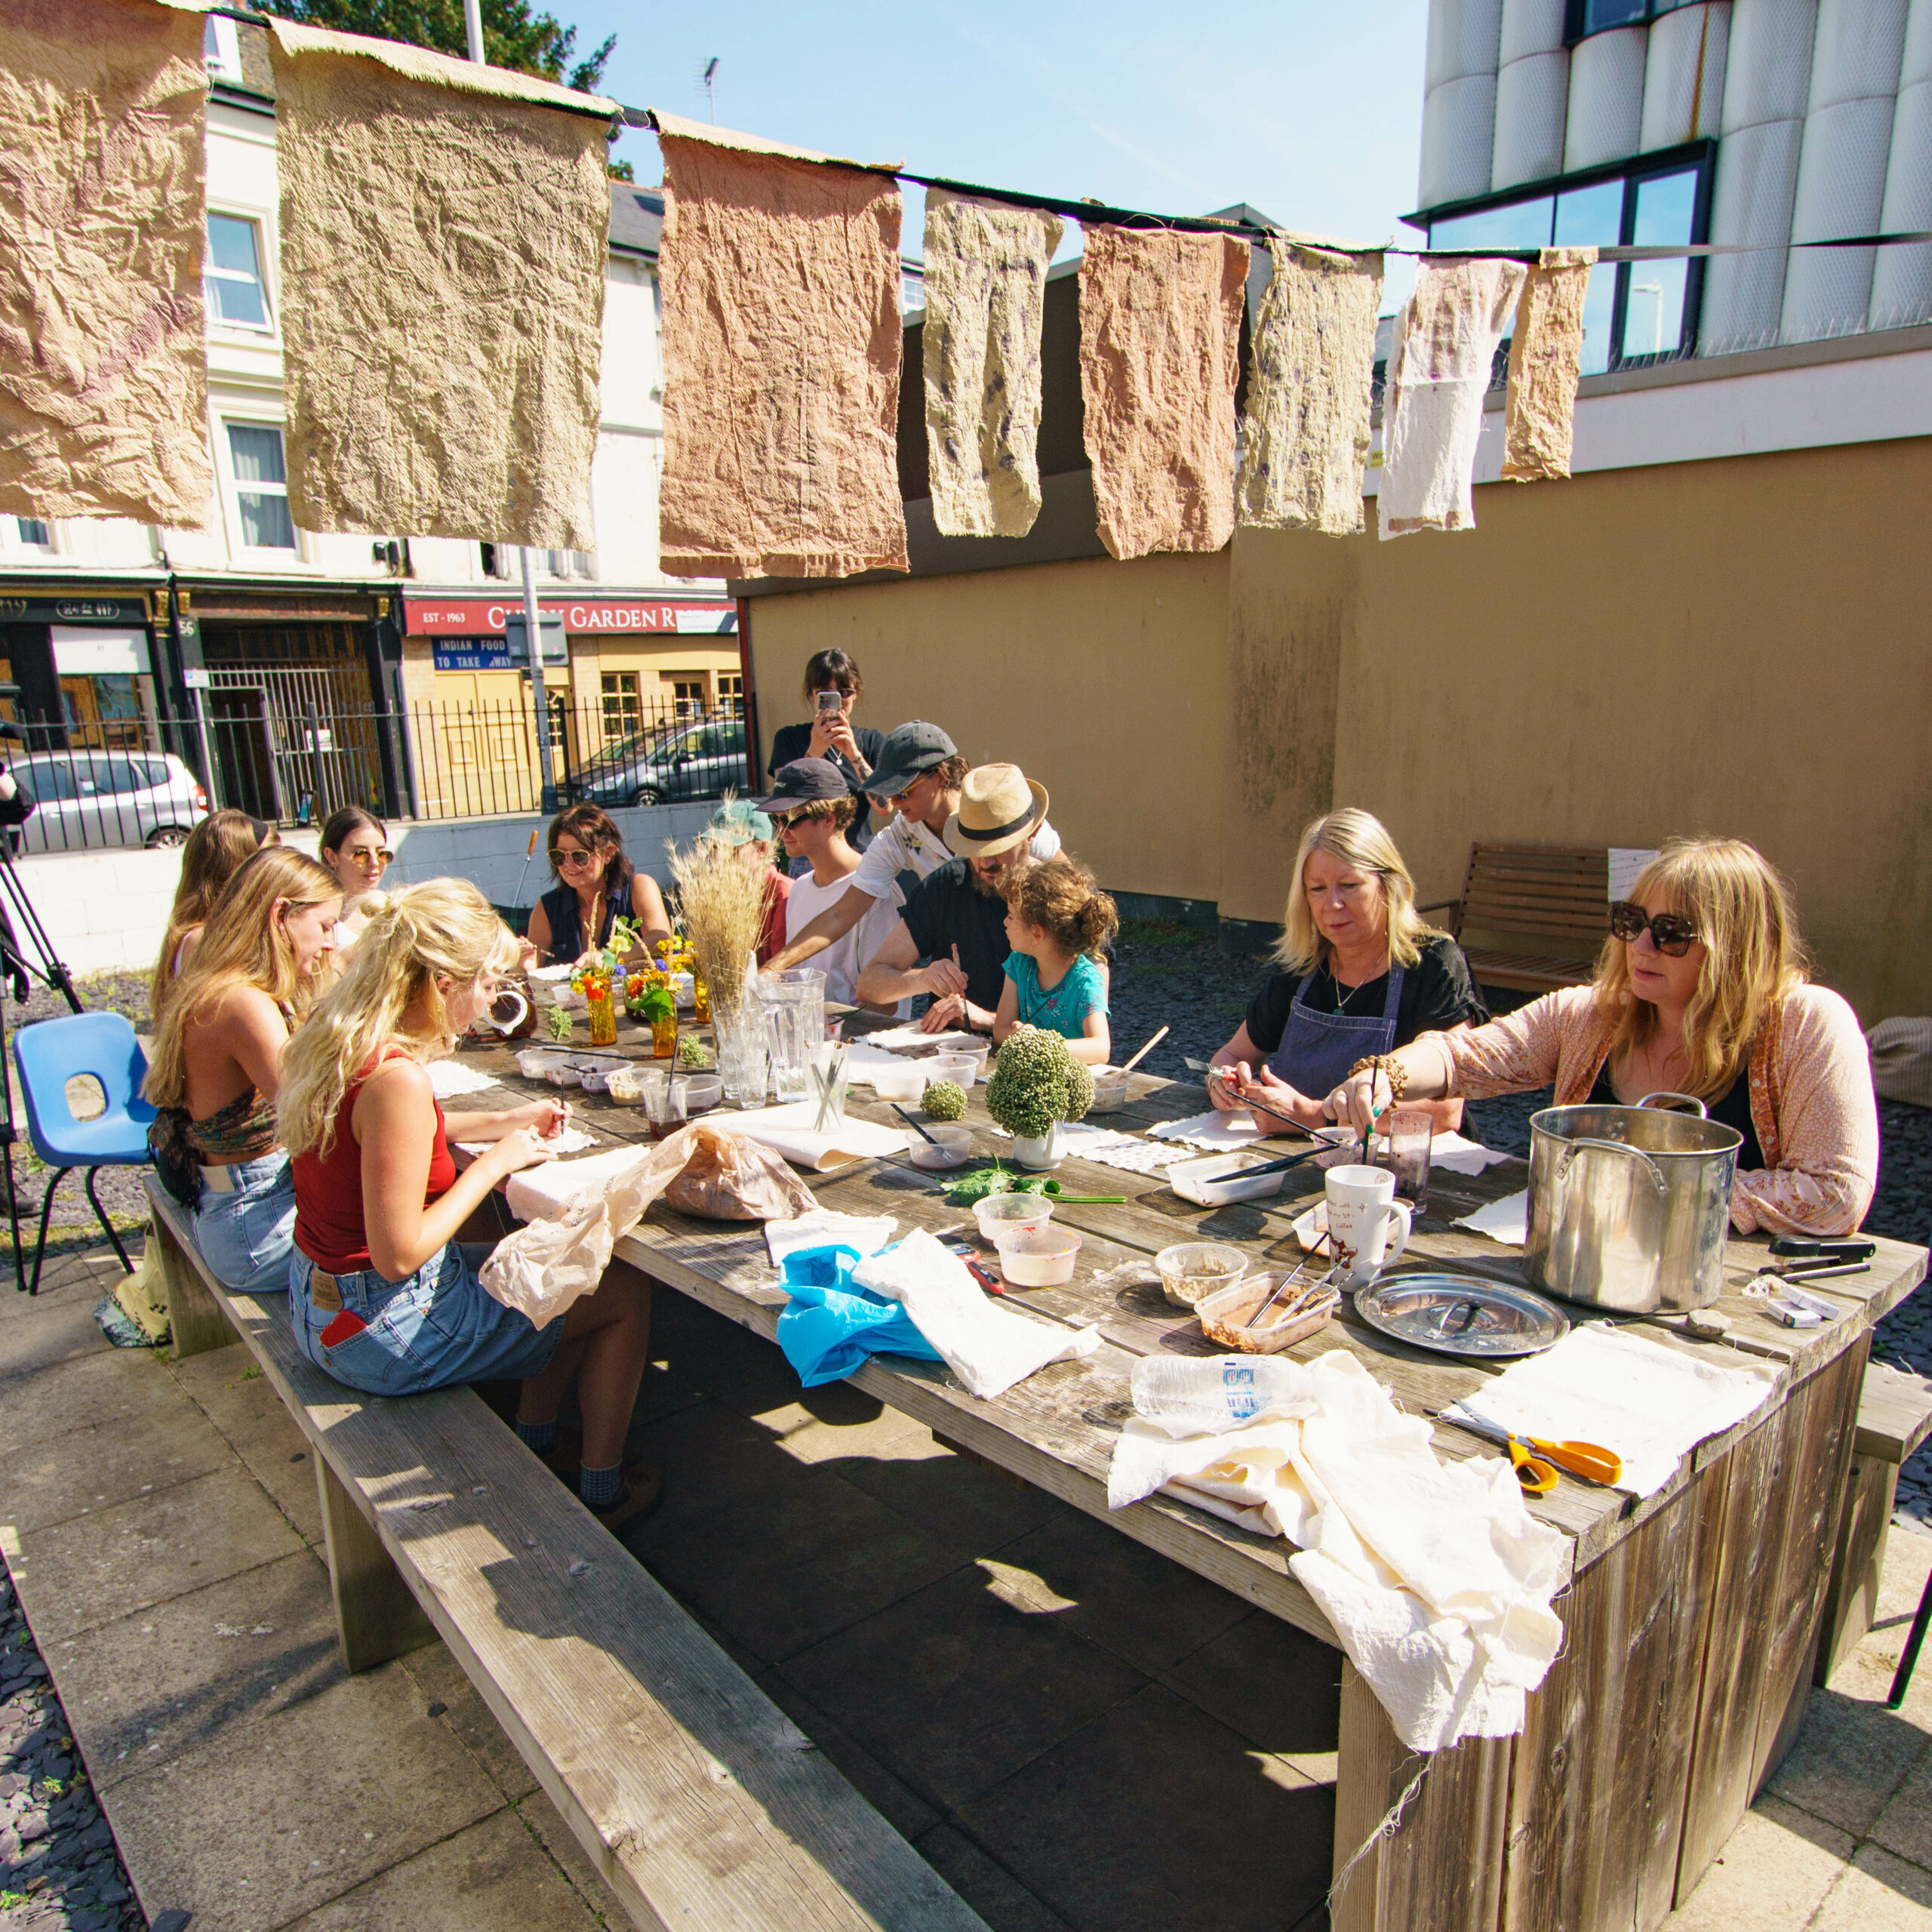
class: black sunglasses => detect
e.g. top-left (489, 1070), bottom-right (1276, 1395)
top-left (1610, 902), bottom-right (1700, 957)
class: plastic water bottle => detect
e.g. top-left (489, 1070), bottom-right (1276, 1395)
top-left (1130, 1354), bottom-right (1311, 1435)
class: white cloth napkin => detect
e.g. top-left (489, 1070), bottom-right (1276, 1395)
top-left (856, 1025), bottom-right (983, 1054)
top-left (1108, 1350), bottom-right (1565, 1753)
top-left (1454, 1189), bottom-right (1530, 1245)
top-left (853, 1229), bottom-right (1100, 1398)
top-left (765, 1211), bottom-right (900, 1268)
top-left (456, 1125), bottom-right (597, 1159)
top-left (1429, 1131), bottom-right (1516, 1177)
top-left (721, 1101), bottom-right (912, 1172)
top-left (1442, 1324), bottom-right (1777, 1497)
top-left (426, 1058), bottom-right (502, 1099)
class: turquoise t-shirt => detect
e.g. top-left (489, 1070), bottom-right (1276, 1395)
top-left (1004, 952), bottom-right (1108, 1040)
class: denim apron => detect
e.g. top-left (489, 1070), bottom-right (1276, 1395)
top-left (1267, 964), bottom-right (1406, 1100)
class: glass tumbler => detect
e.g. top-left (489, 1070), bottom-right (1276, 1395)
top-left (1372, 1108), bottom-right (1433, 1212)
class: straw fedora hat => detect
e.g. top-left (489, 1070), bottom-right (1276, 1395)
top-left (943, 764), bottom-right (1048, 860)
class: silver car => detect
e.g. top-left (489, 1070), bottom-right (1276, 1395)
top-left (11, 750), bottom-right (210, 852)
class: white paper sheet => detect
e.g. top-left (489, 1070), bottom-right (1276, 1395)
top-left (1147, 1109), bottom-right (1266, 1152)
top-left (721, 1101), bottom-right (912, 1172)
top-left (1454, 1189), bottom-right (1530, 1245)
top-left (426, 1058), bottom-right (503, 1099)
top-left (457, 1125), bottom-right (598, 1161)
top-left (1429, 1131), bottom-right (1518, 1177)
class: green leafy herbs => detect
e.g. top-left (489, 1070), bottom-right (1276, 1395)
top-left (632, 983), bottom-right (676, 1023)
top-left (545, 1005), bottom-right (574, 1043)
top-left (984, 1026), bottom-right (1094, 1139)
top-left (921, 1079), bottom-right (968, 1123)
top-left (676, 1035), bottom-right (715, 1070)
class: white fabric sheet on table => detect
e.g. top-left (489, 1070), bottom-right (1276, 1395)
top-left (1429, 1132), bottom-right (1517, 1177)
top-left (426, 1059), bottom-right (503, 1099)
top-left (1147, 1109), bottom-right (1265, 1152)
top-left (719, 1101), bottom-right (911, 1173)
top-left (853, 1229), bottom-right (1100, 1399)
top-left (506, 1143), bottom-right (651, 1222)
top-left (766, 1211), bottom-right (900, 1268)
top-left (1454, 1189), bottom-right (1530, 1245)
top-left (1108, 1350), bottom-right (1565, 1753)
top-left (456, 1125), bottom-right (597, 1159)
top-left (854, 1025), bottom-right (982, 1053)
top-left (1443, 1324), bottom-right (1777, 1498)
top-left (841, 1039), bottom-right (984, 1085)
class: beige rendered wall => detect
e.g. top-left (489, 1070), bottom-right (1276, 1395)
top-left (746, 553), bottom-right (1233, 907)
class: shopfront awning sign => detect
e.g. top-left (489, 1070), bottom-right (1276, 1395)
top-left (51, 627), bottom-right (149, 677)
top-left (405, 596), bottom-right (735, 636)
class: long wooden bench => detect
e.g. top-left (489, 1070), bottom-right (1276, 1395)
top-left (1816, 1359), bottom-right (1932, 1683)
top-left (1420, 842), bottom-right (1611, 995)
top-left (143, 1178), bottom-right (988, 1932)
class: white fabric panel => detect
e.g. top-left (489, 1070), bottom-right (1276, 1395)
top-left (1782, 95), bottom-right (1898, 337)
top-left (1426, 0), bottom-right (1505, 91)
top-left (1872, 75), bottom-right (1932, 325)
top-left (1702, 115), bottom-right (1808, 350)
top-left (1565, 25), bottom-right (1649, 171)
top-left (1494, 50), bottom-right (1571, 186)
top-left (1721, 0), bottom-right (1820, 129)
top-left (1419, 73), bottom-right (1499, 206)
top-left (1500, 0), bottom-right (1569, 67)
top-left (1641, 2), bottom-right (1734, 149)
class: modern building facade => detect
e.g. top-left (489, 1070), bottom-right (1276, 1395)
top-left (1416, 0), bottom-right (1932, 362)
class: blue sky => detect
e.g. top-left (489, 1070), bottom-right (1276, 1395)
top-left (581, 1), bottom-right (1432, 309)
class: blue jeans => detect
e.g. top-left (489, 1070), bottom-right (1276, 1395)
top-left (288, 1241), bottom-right (564, 1397)
top-left (192, 1155), bottom-right (296, 1297)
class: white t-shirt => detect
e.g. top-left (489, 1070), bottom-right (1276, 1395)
top-left (786, 866), bottom-right (902, 1007)
top-left (848, 814), bottom-right (1062, 909)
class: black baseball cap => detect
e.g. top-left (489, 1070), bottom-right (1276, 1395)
top-left (863, 721), bottom-right (956, 801)
top-left (752, 757), bottom-right (851, 816)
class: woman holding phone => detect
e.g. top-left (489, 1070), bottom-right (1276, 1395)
top-left (767, 649), bottom-right (886, 858)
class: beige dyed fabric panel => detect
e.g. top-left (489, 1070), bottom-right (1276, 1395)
top-left (921, 191), bottom-right (1063, 538)
top-left (268, 23), bottom-right (610, 548)
top-left (1078, 226), bottom-right (1247, 561)
top-left (1503, 245), bottom-right (1597, 482)
top-left (1237, 240), bottom-right (1384, 537)
top-left (658, 127), bottom-right (907, 579)
top-left (0, 0), bottom-right (211, 528)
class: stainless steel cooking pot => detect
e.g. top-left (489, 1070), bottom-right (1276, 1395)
top-left (1525, 1092), bottom-right (1743, 1312)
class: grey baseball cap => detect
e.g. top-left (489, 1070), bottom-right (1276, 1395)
top-left (752, 757), bottom-right (851, 815)
top-left (863, 721), bottom-right (956, 800)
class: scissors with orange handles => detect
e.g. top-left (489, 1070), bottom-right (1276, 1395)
top-left (1505, 1432), bottom-right (1623, 1494)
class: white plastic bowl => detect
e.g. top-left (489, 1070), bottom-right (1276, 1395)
top-left (973, 1192), bottom-right (1055, 1240)
top-left (1089, 1066), bottom-right (1130, 1112)
top-left (1155, 1241), bottom-right (1248, 1310)
top-left (908, 1125), bottom-right (974, 1169)
top-left (992, 1225), bottom-right (1082, 1287)
top-left (929, 1053), bottom-right (979, 1091)
top-left (1168, 1153), bottom-right (1288, 1208)
top-left (869, 1061), bottom-right (927, 1102)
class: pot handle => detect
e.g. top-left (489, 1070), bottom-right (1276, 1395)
top-left (1555, 1137), bottom-right (1669, 1195)
top-left (1637, 1091), bottom-right (1709, 1119)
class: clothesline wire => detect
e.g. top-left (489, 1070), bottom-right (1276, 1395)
top-left (207, 3), bottom-right (1932, 261)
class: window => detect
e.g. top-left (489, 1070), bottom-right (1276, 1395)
top-left (601, 671), bottom-right (640, 740)
top-left (479, 542), bottom-right (512, 580)
top-left (203, 14), bottom-right (244, 80)
top-left (206, 214), bottom-right (271, 329)
top-left (716, 672), bottom-right (743, 717)
top-left (226, 423), bottom-right (297, 550)
top-left (546, 548), bottom-right (597, 580)
top-left (1427, 147), bottom-right (1711, 374)
top-left (14, 518), bottom-right (51, 549)
top-left (1566, 0), bottom-right (1691, 38)
top-left (669, 678), bottom-right (704, 718)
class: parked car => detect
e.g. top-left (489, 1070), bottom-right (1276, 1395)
top-left (574, 716), bottom-right (749, 808)
top-left (9, 749), bottom-right (209, 852)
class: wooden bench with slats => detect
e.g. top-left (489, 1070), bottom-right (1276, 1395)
top-left (143, 1177), bottom-right (988, 1932)
top-left (1420, 842), bottom-right (1611, 996)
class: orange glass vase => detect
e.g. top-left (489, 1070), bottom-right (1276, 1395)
top-left (651, 1014), bottom-right (678, 1059)
top-left (586, 986), bottom-right (617, 1048)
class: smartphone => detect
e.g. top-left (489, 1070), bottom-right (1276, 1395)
top-left (817, 688), bottom-right (843, 716)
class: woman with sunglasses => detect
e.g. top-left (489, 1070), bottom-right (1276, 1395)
top-left (1327, 837), bottom-right (1878, 1235)
top-left (528, 803), bottom-right (672, 968)
top-left (318, 807), bottom-right (393, 958)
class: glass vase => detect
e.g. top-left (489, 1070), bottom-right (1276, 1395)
top-left (586, 986), bottom-right (617, 1048)
top-left (713, 1006), bottom-right (768, 1108)
top-left (693, 970), bottom-right (710, 1022)
top-left (651, 1014), bottom-right (678, 1059)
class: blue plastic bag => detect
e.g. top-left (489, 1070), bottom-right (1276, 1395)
top-left (775, 1244), bottom-right (941, 1388)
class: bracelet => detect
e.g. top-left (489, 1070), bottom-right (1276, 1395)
top-left (1346, 1054), bottom-right (1411, 1102)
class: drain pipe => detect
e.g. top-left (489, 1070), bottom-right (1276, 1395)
top-left (735, 595), bottom-right (760, 790)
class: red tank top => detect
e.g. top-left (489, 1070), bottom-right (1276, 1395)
top-left (294, 1051), bottom-right (458, 1275)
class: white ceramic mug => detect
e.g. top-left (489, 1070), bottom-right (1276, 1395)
top-left (1324, 1164), bottom-right (1413, 1287)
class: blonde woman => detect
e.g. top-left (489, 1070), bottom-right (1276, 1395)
top-left (1329, 838), bottom-right (1879, 1235)
top-left (1209, 808), bottom-right (1485, 1132)
top-left (278, 879), bottom-right (657, 1528)
top-left (151, 808), bottom-right (273, 1020)
top-left (144, 848), bottom-right (341, 1294)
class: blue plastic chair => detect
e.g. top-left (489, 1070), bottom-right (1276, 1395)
top-left (13, 1012), bottom-right (155, 1294)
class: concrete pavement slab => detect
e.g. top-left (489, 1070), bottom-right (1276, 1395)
top-left (1663, 1793), bottom-right (1858, 1928)
top-left (1159, 1607), bottom-right (1348, 1758)
top-left (397, 1641), bottom-right (539, 1804)
top-left (832, 1431), bottom-right (1069, 1553)
top-left (1765, 1684), bottom-right (1931, 1836)
top-left (912, 1822), bottom-right (1073, 1932)
top-left (0, 1287), bottom-right (114, 1383)
top-left (1810, 1843), bottom-right (1932, 1929)
top-left (1869, 1735), bottom-right (1932, 1872)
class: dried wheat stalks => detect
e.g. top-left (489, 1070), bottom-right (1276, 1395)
top-left (666, 826), bottom-right (771, 1017)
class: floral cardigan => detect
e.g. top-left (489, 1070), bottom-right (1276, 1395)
top-left (1417, 982), bottom-right (1879, 1236)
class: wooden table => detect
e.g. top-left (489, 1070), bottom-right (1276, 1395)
top-left (451, 1020), bottom-right (1927, 1932)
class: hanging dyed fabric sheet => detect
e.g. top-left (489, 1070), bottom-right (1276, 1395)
top-left (1503, 245), bottom-right (1598, 481)
top-left (656, 112), bottom-right (908, 579)
top-left (1237, 239), bottom-right (1384, 536)
top-left (1078, 226), bottom-right (1248, 561)
top-left (0, 0), bottom-right (211, 528)
top-left (267, 22), bottom-right (611, 549)
top-left (1378, 257), bottom-right (1528, 538)
top-left (921, 191), bottom-right (1063, 538)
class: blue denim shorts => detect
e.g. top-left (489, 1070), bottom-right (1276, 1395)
top-left (193, 1154), bottom-right (297, 1297)
top-left (288, 1241), bottom-right (564, 1396)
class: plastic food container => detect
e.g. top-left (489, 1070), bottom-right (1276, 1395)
top-left (679, 1073), bottom-right (723, 1115)
top-left (605, 1066), bottom-right (651, 1105)
top-left (908, 1124), bottom-right (974, 1170)
top-left (515, 1048), bottom-right (566, 1081)
top-left (953, 1042), bottom-right (991, 1081)
top-left (869, 1060), bottom-right (927, 1102)
top-left (974, 1192), bottom-right (1055, 1240)
top-left (1089, 1066), bottom-right (1130, 1112)
top-left (1155, 1241), bottom-right (1248, 1311)
top-left (929, 1053), bottom-right (979, 1091)
top-left (1197, 1275), bottom-right (1337, 1353)
top-left (1168, 1153), bottom-right (1288, 1208)
top-left (992, 1225), bottom-right (1082, 1287)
